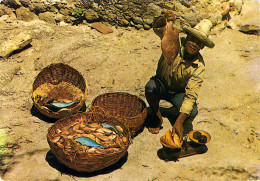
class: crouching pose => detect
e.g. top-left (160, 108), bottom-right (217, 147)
top-left (145, 11), bottom-right (215, 140)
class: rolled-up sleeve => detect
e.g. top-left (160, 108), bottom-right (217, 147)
top-left (180, 66), bottom-right (205, 115)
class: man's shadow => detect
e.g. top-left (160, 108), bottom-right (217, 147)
top-left (45, 150), bottom-right (128, 177)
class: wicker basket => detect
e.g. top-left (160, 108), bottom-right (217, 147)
top-left (31, 63), bottom-right (87, 119)
top-left (47, 107), bottom-right (131, 172)
top-left (91, 92), bottom-right (147, 135)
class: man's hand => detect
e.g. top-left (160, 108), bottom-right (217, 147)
top-left (153, 10), bottom-right (176, 28)
top-left (164, 10), bottom-right (175, 22)
top-left (172, 121), bottom-right (184, 141)
top-left (171, 113), bottom-right (188, 141)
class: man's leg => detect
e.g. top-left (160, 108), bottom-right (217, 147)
top-left (145, 78), bottom-right (166, 134)
top-left (168, 93), bottom-right (198, 135)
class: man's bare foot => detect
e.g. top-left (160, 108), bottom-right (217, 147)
top-left (148, 125), bottom-right (162, 134)
top-left (147, 114), bottom-right (163, 134)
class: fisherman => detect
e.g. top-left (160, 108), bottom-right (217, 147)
top-left (145, 11), bottom-right (215, 141)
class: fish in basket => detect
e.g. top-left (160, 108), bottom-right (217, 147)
top-left (91, 92), bottom-right (147, 136)
top-left (47, 109), bottom-right (131, 172)
top-left (31, 63), bottom-right (88, 119)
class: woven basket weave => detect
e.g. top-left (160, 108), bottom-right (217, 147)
top-left (91, 92), bottom-right (147, 135)
top-left (47, 107), bottom-right (131, 172)
top-left (31, 63), bottom-right (87, 119)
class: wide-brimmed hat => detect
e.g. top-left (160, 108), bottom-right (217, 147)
top-left (183, 19), bottom-right (215, 48)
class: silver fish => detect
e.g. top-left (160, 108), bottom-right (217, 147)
top-left (76, 136), bottom-right (107, 148)
top-left (101, 123), bottom-right (121, 137)
top-left (45, 99), bottom-right (80, 111)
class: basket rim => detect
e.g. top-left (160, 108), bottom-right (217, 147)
top-left (31, 63), bottom-right (88, 118)
top-left (91, 92), bottom-right (147, 119)
top-left (31, 62), bottom-right (88, 92)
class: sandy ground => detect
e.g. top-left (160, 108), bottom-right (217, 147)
top-left (0, 17), bottom-right (259, 181)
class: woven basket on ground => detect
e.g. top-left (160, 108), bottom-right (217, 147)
top-left (47, 107), bottom-right (131, 172)
top-left (31, 63), bottom-right (87, 119)
top-left (91, 92), bottom-right (147, 135)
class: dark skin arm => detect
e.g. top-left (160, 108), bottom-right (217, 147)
top-left (172, 112), bottom-right (188, 141)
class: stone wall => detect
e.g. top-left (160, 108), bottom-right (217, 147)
top-left (1, 0), bottom-right (259, 35)
top-left (1, 0), bottom-right (223, 30)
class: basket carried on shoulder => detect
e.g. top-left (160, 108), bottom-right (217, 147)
top-left (47, 107), bottom-right (131, 172)
top-left (31, 63), bottom-right (87, 119)
top-left (91, 92), bottom-right (147, 135)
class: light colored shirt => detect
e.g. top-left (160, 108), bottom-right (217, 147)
top-left (155, 47), bottom-right (205, 115)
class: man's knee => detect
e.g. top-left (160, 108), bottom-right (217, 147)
top-left (145, 79), bottom-right (161, 95)
top-left (145, 80), bottom-right (155, 94)
top-left (189, 106), bottom-right (198, 119)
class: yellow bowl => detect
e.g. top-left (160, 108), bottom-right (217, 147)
top-left (160, 135), bottom-right (181, 149)
top-left (188, 130), bottom-right (211, 144)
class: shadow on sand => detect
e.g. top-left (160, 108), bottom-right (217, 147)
top-left (157, 142), bottom-right (208, 162)
top-left (30, 103), bottom-right (88, 123)
top-left (45, 150), bottom-right (128, 177)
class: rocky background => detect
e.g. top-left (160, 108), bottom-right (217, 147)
top-left (0, 0), bottom-right (259, 181)
top-left (1, 0), bottom-right (259, 33)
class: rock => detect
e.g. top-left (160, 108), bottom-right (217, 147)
top-left (54, 13), bottom-right (65, 23)
top-left (134, 24), bottom-right (143, 30)
top-left (29, 3), bottom-right (47, 14)
top-left (102, 12), bottom-right (117, 22)
top-left (175, 3), bottom-right (189, 13)
top-left (115, 4), bottom-right (124, 10)
top-left (226, 0), bottom-right (260, 34)
top-left (144, 3), bottom-right (162, 17)
top-left (0, 32), bottom-right (32, 59)
top-left (2, 0), bottom-right (21, 9)
top-left (226, 20), bottom-right (238, 30)
top-left (182, 12), bottom-right (210, 27)
top-left (0, 4), bottom-right (16, 18)
top-left (229, 0), bottom-right (243, 14)
top-left (164, 2), bottom-right (175, 9)
top-left (59, 21), bottom-right (69, 26)
top-left (143, 24), bottom-right (151, 30)
top-left (117, 17), bottom-right (129, 26)
top-left (240, 24), bottom-right (260, 35)
top-left (90, 22), bottom-right (113, 34)
top-left (143, 18), bottom-right (153, 25)
top-left (85, 9), bottom-right (99, 22)
top-left (181, 13), bottom-right (200, 27)
top-left (133, 16), bottom-right (143, 24)
top-left (59, 7), bottom-right (74, 16)
top-left (63, 15), bottom-right (76, 24)
top-left (0, 15), bottom-right (9, 22)
top-left (16, 7), bottom-right (38, 21)
top-left (178, 0), bottom-right (191, 8)
top-left (38, 12), bottom-right (56, 24)
top-left (48, 5), bottom-right (58, 13)
top-left (208, 13), bottom-right (222, 26)
top-left (20, 0), bottom-right (30, 7)
top-left (237, 0), bottom-right (260, 35)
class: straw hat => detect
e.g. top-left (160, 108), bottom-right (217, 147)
top-left (183, 19), bottom-right (215, 48)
